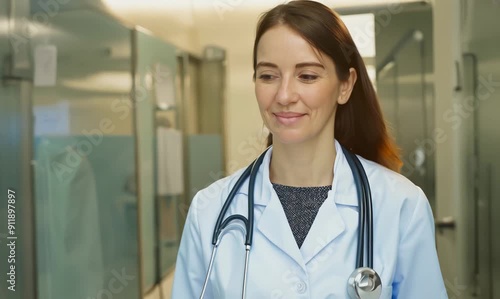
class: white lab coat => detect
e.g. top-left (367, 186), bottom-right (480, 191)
top-left (172, 140), bottom-right (447, 299)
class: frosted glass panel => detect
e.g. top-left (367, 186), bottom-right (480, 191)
top-left (471, 38), bottom-right (500, 299)
top-left (375, 9), bottom-right (435, 206)
top-left (135, 30), bottom-right (179, 289)
top-left (30, 9), bottom-right (140, 299)
top-left (187, 135), bottom-right (224, 201)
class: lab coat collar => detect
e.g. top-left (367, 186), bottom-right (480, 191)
top-left (251, 139), bottom-right (359, 207)
top-left (331, 139), bottom-right (360, 207)
top-left (249, 139), bottom-right (359, 268)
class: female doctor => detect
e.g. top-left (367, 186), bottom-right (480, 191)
top-left (172, 1), bottom-right (447, 298)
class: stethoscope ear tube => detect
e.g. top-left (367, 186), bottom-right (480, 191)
top-left (342, 146), bottom-right (381, 299)
top-left (342, 146), bottom-right (367, 269)
top-left (246, 148), bottom-right (269, 245)
top-left (351, 152), bottom-right (374, 269)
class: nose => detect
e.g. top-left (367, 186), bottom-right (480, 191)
top-left (275, 77), bottom-right (298, 106)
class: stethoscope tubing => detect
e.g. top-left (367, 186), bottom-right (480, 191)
top-left (202, 149), bottom-right (268, 299)
top-left (201, 145), bottom-right (376, 299)
top-left (340, 146), bottom-right (374, 269)
top-left (211, 148), bottom-right (269, 246)
top-left (211, 163), bottom-right (252, 245)
top-left (343, 148), bottom-right (366, 269)
top-left (351, 151), bottom-right (374, 269)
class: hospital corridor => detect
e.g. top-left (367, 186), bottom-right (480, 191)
top-left (0, 0), bottom-right (499, 298)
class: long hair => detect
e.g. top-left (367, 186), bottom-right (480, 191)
top-left (253, 0), bottom-right (402, 172)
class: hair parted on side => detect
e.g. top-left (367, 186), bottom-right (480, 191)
top-left (253, 0), bottom-right (402, 172)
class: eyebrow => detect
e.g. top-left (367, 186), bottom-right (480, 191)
top-left (296, 62), bottom-right (325, 69)
top-left (256, 61), bottom-right (325, 69)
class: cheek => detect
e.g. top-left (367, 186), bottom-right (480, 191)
top-left (255, 85), bottom-right (274, 110)
top-left (302, 87), bottom-right (337, 110)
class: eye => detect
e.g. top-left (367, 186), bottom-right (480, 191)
top-left (258, 74), bottom-right (275, 81)
top-left (299, 74), bottom-right (318, 82)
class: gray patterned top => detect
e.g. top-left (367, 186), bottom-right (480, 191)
top-left (272, 183), bottom-right (332, 249)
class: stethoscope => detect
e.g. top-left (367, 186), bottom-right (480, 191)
top-left (199, 145), bottom-right (382, 299)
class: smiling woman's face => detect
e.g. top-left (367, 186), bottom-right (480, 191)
top-left (255, 24), bottom-right (352, 146)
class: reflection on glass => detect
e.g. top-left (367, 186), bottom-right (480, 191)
top-left (135, 31), bottom-right (180, 289)
top-left (389, 35), bottom-right (435, 203)
top-left (31, 9), bottom-right (140, 299)
top-left (156, 115), bottom-right (183, 277)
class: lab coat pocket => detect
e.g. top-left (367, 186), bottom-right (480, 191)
top-left (380, 285), bottom-right (393, 299)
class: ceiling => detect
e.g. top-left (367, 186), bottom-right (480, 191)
top-left (21, 0), bottom-right (500, 57)
top-left (100, 0), bottom-right (431, 26)
top-left (98, 0), bottom-right (434, 55)
top-left (102, 0), bottom-right (429, 11)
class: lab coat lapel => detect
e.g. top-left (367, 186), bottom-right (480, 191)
top-left (256, 190), bottom-right (306, 269)
top-left (253, 147), bottom-right (306, 270)
top-left (299, 193), bottom-right (346, 265)
top-left (300, 140), bottom-right (357, 265)
top-left (251, 141), bottom-right (358, 268)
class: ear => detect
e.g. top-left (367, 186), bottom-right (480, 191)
top-left (337, 68), bottom-right (357, 105)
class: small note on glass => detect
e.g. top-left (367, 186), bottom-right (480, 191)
top-left (34, 44), bottom-right (57, 87)
top-left (154, 63), bottom-right (176, 110)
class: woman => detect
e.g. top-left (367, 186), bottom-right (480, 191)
top-left (172, 1), bottom-right (447, 298)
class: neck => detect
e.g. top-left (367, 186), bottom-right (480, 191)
top-left (269, 137), bottom-right (336, 187)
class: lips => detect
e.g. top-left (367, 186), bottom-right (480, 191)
top-left (274, 112), bottom-right (305, 118)
top-left (273, 112), bottom-right (306, 125)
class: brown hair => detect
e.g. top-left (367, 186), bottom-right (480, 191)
top-left (253, 0), bottom-right (402, 172)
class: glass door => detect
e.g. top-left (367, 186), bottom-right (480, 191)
top-left (376, 19), bottom-right (435, 208)
top-left (0, 0), bottom-right (35, 298)
top-left (469, 35), bottom-right (500, 299)
top-left (29, 8), bottom-right (141, 299)
top-left (133, 29), bottom-right (180, 292)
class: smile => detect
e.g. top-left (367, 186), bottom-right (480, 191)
top-left (273, 112), bottom-right (306, 125)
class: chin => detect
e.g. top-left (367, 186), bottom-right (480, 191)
top-left (271, 132), bottom-right (310, 145)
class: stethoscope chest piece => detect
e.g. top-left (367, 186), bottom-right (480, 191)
top-left (347, 267), bottom-right (382, 299)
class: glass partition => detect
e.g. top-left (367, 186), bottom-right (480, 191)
top-left (377, 62), bottom-right (398, 140)
top-left (30, 9), bottom-right (141, 299)
top-left (468, 34), bottom-right (500, 299)
top-left (0, 1), bottom-right (36, 298)
top-left (391, 32), bottom-right (434, 199)
top-left (134, 30), bottom-right (181, 289)
top-left (376, 9), bottom-right (435, 208)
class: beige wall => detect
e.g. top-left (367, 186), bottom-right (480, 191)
top-left (102, 0), bottom-right (201, 55)
top-left (194, 8), bottom-right (270, 173)
top-left (106, 3), bottom-right (273, 174)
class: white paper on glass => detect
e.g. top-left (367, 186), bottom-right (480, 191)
top-left (154, 63), bottom-right (176, 109)
top-left (156, 127), bottom-right (184, 195)
top-left (34, 101), bottom-right (70, 136)
top-left (34, 44), bottom-right (58, 87)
